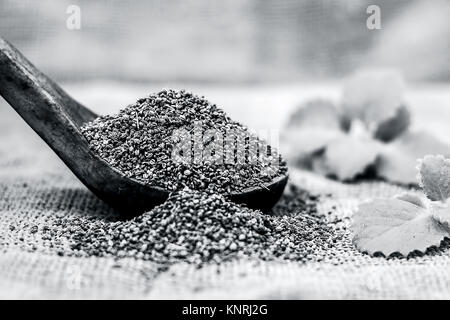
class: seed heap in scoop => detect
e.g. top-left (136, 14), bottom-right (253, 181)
top-left (81, 89), bottom-right (287, 193)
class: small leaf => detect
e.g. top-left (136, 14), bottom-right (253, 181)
top-left (286, 99), bottom-right (343, 130)
top-left (352, 198), bottom-right (448, 256)
top-left (376, 131), bottom-right (450, 185)
top-left (311, 135), bottom-right (382, 181)
top-left (418, 155), bottom-right (450, 201)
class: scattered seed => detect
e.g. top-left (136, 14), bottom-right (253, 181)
top-left (57, 186), bottom-right (335, 268)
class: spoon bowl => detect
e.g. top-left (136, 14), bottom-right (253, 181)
top-left (0, 38), bottom-right (288, 216)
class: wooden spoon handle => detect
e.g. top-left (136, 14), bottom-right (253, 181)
top-left (0, 38), bottom-right (172, 215)
top-left (0, 37), bottom-right (101, 193)
top-left (0, 37), bottom-right (97, 129)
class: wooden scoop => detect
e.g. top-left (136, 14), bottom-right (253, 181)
top-left (0, 38), bottom-right (288, 216)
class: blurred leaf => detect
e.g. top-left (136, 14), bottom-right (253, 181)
top-left (282, 99), bottom-right (344, 165)
top-left (312, 135), bottom-right (382, 181)
top-left (286, 99), bottom-right (343, 130)
top-left (377, 131), bottom-right (450, 185)
top-left (341, 69), bottom-right (406, 131)
top-left (280, 127), bottom-right (344, 166)
top-left (374, 105), bottom-right (410, 142)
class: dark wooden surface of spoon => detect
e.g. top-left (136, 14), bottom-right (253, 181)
top-left (0, 38), bottom-right (288, 216)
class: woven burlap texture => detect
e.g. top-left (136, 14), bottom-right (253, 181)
top-left (1, 85), bottom-right (450, 299)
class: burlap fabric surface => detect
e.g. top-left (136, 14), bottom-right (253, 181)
top-left (1, 84), bottom-right (450, 299)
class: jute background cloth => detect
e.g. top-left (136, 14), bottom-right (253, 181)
top-left (1, 84), bottom-right (450, 299)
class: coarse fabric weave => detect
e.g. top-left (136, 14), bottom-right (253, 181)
top-left (1, 84), bottom-right (450, 299)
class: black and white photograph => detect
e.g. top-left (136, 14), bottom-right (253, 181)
top-left (1, 0), bottom-right (450, 305)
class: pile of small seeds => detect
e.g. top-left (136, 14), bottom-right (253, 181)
top-left (81, 89), bottom-right (287, 194)
top-left (63, 187), bottom-right (336, 266)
